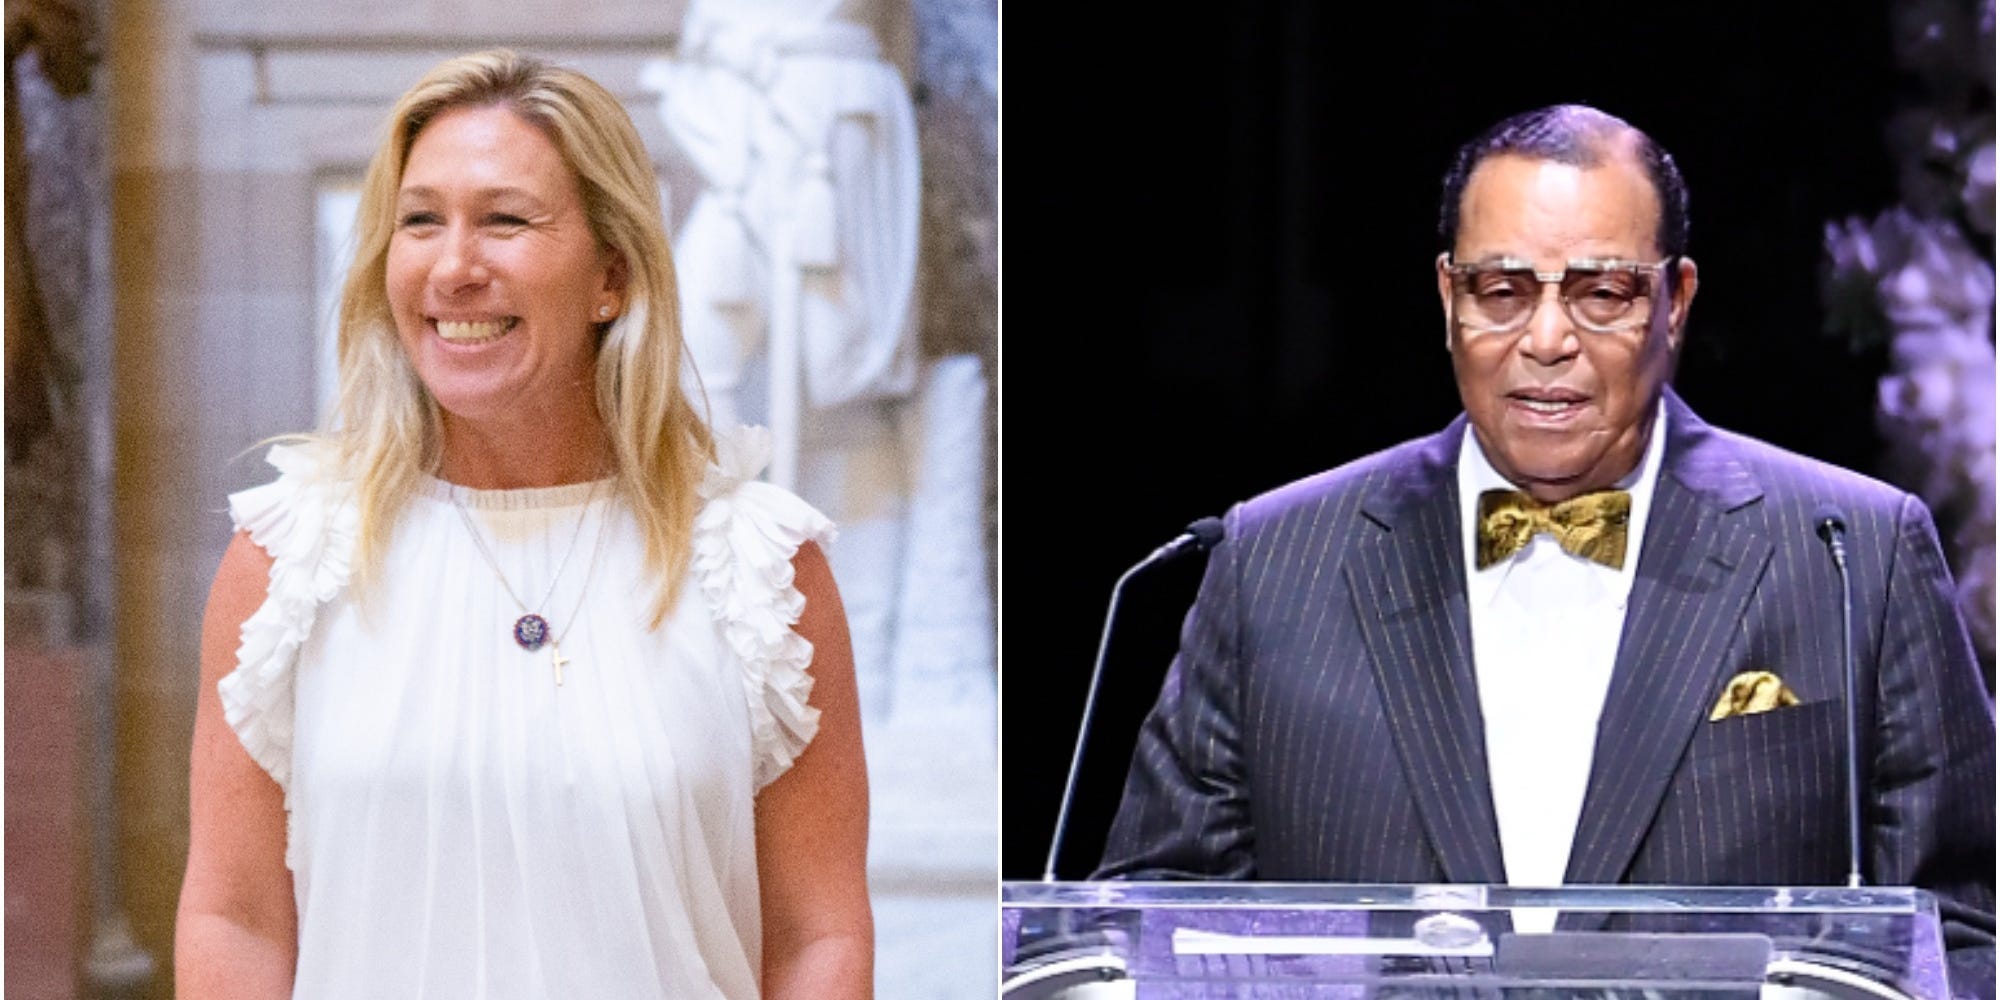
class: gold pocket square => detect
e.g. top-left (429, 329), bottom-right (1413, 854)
top-left (1708, 670), bottom-right (1801, 721)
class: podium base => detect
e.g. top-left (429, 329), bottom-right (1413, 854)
top-left (1001, 954), bottom-right (1128, 1000)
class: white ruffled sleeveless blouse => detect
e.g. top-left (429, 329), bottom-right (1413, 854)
top-left (217, 427), bottom-right (833, 1000)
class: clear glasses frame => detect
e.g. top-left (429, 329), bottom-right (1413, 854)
top-left (1443, 255), bottom-right (1677, 334)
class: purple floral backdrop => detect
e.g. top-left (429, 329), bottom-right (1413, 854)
top-left (1822, 0), bottom-right (1996, 681)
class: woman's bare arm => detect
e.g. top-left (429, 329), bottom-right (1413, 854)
top-left (756, 541), bottom-right (873, 1000)
top-left (174, 531), bottom-right (297, 998)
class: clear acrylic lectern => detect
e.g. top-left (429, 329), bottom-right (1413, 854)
top-left (1002, 881), bottom-right (1949, 998)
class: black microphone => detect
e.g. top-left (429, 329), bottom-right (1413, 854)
top-left (1813, 504), bottom-right (1864, 888)
top-left (1042, 517), bottom-right (1225, 882)
top-left (1142, 517), bottom-right (1226, 564)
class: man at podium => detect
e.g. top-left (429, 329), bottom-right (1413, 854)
top-left (1093, 104), bottom-right (1996, 992)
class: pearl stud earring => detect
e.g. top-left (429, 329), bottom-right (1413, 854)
top-left (598, 305), bottom-right (613, 319)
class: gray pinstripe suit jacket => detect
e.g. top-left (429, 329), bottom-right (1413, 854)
top-left (1096, 389), bottom-right (1995, 981)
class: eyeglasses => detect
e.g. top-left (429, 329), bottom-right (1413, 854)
top-left (1444, 256), bottom-right (1675, 334)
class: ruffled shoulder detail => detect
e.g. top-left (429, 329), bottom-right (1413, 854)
top-left (217, 442), bottom-right (358, 815)
top-left (690, 426), bottom-right (838, 791)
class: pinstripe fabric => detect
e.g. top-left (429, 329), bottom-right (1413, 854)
top-left (1095, 389), bottom-right (1994, 979)
top-left (1345, 438), bottom-right (1506, 884)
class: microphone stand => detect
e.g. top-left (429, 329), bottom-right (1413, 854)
top-left (1817, 507), bottom-right (1864, 889)
top-left (1042, 518), bottom-right (1223, 882)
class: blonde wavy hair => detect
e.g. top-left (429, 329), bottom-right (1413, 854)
top-left (324, 48), bottom-right (712, 626)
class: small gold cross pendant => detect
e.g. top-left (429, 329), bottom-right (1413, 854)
top-left (551, 642), bottom-right (570, 687)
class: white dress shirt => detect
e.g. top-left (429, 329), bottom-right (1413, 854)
top-left (1457, 401), bottom-right (1667, 928)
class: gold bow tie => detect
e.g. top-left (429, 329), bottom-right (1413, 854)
top-left (1476, 488), bottom-right (1632, 570)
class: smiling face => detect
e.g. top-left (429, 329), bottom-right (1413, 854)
top-left (386, 104), bottom-right (623, 448)
top-left (1437, 150), bottom-right (1698, 502)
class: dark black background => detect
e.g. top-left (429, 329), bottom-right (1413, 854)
top-left (998, 2), bottom-right (1942, 879)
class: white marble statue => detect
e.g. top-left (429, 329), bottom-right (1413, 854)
top-left (640, 0), bottom-right (920, 489)
top-left (643, 5), bottom-right (996, 996)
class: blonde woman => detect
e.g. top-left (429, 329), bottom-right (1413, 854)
top-left (175, 50), bottom-right (871, 999)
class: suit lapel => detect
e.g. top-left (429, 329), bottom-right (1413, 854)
top-left (1347, 420), bottom-right (1508, 884)
top-left (1564, 391), bottom-right (1774, 886)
